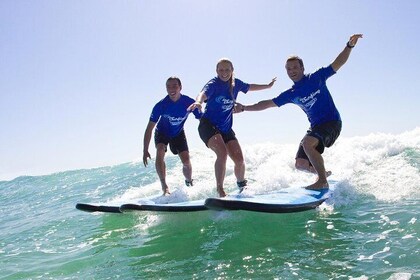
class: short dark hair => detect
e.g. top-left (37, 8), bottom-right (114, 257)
top-left (286, 55), bottom-right (304, 68)
top-left (166, 76), bottom-right (182, 87)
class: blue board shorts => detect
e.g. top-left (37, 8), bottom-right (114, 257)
top-left (154, 130), bottom-right (189, 155)
top-left (198, 118), bottom-right (237, 147)
top-left (296, 120), bottom-right (342, 162)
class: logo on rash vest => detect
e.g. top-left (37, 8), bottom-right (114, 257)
top-left (298, 89), bottom-right (320, 110)
top-left (216, 96), bottom-right (234, 113)
top-left (163, 115), bottom-right (187, 126)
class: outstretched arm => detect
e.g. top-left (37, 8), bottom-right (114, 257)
top-left (143, 121), bottom-right (156, 167)
top-left (234, 99), bottom-right (277, 113)
top-left (248, 77), bottom-right (277, 91)
top-left (331, 34), bottom-right (363, 72)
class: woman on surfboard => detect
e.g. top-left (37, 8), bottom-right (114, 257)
top-left (236, 34), bottom-right (363, 191)
top-left (143, 77), bottom-right (202, 195)
top-left (188, 58), bottom-right (276, 197)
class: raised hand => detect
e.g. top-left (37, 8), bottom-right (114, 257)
top-left (348, 34), bottom-right (363, 47)
top-left (268, 77), bottom-right (277, 87)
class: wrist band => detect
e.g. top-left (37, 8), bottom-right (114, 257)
top-left (346, 41), bottom-right (354, 48)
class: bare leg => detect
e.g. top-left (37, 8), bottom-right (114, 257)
top-left (155, 143), bottom-right (170, 195)
top-left (207, 134), bottom-right (228, 197)
top-left (295, 158), bottom-right (332, 177)
top-left (178, 151), bottom-right (192, 183)
top-left (301, 136), bottom-right (329, 190)
top-left (226, 139), bottom-right (245, 183)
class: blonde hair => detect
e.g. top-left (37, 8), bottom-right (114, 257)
top-left (216, 58), bottom-right (235, 99)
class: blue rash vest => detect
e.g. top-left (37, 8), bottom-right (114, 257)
top-left (202, 77), bottom-right (250, 133)
top-left (272, 65), bottom-right (341, 127)
top-left (150, 94), bottom-right (202, 138)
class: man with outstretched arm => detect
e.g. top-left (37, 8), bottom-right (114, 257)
top-left (235, 34), bottom-right (363, 190)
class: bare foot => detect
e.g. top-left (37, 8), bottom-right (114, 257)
top-left (162, 187), bottom-right (171, 196)
top-left (217, 188), bottom-right (227, 197)
top-left (305, 180), bottom-right (329, 190)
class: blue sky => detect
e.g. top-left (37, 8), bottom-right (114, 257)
top-left (1, 0), bottom-right (419, 180)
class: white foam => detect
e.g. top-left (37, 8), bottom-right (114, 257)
top-left (387, 273), bottom-right (412, 280)
top-left (119, 128), bottom-right (420, 204)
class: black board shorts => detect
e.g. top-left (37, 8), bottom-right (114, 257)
top-left (296, 120), bottom-right (342, 161)
top-left (198, 118), bottom-right (237, 147)
top-left (154, 130), bottom-right (189, 155)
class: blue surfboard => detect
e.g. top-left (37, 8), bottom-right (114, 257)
top-left (204, 187), bottom-right (332, 213)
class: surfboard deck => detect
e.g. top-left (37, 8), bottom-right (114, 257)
top-left (204, 188), bottom-right (332, 213)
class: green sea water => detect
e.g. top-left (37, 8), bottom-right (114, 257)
top-left (1, 130), bottom-right (419, 279)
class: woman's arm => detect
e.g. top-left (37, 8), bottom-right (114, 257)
top-left (248, 77), bottom-right (277, 91)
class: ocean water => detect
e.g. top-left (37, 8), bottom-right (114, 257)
top-left (1, 128), bottom-right (419, 280)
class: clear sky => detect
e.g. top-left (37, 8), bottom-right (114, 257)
top-left (1, 0), bottom-right (419, 180)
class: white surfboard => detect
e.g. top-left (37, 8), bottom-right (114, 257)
top-left (76, 190), bottom-right (207, 213)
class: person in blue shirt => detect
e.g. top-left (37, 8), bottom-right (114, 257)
top-left (236, 34), bottom-right (363, 190)
top-left (143, 77), bottom-right (202, 195)
top-left (188, 58), bottom-right (276, 197)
